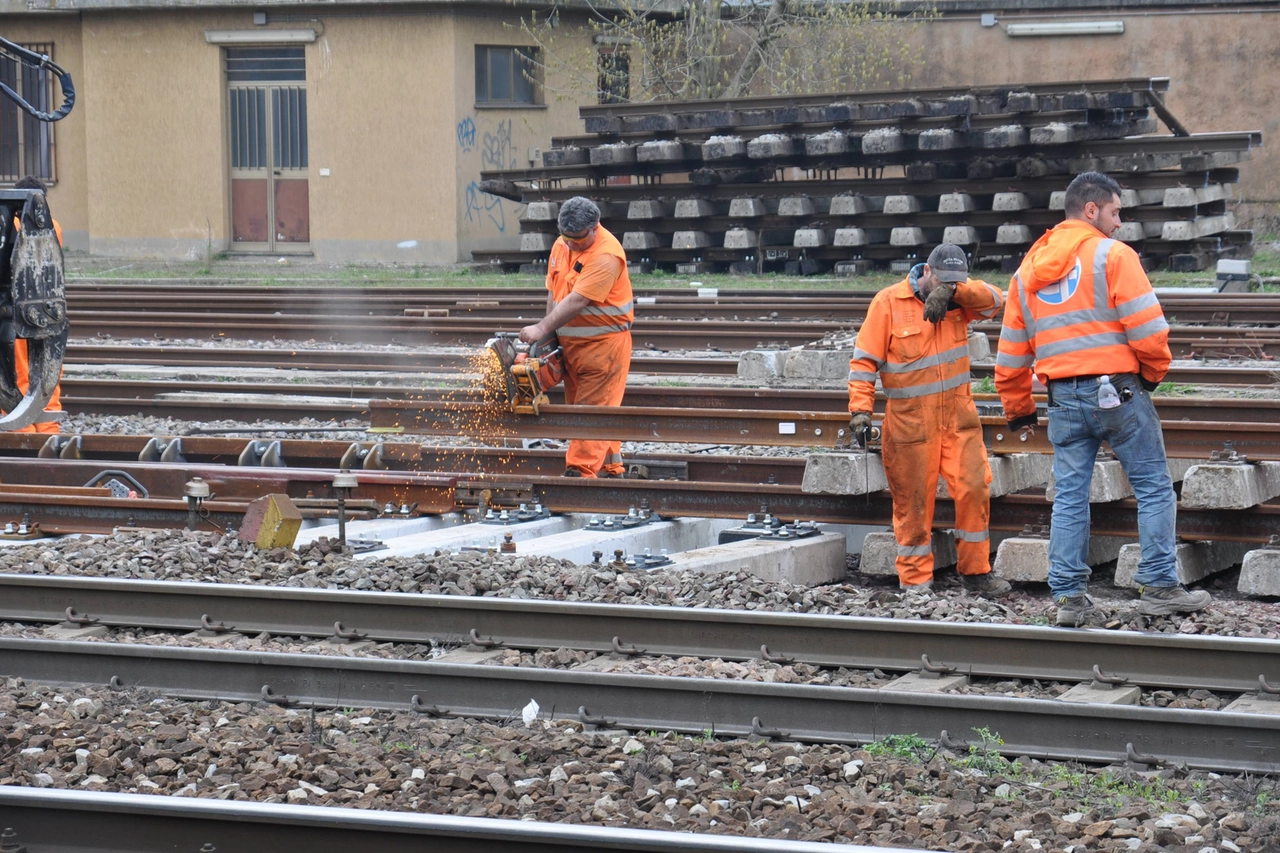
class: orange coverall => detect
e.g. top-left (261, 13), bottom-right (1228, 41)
top-left (848, 271), bottom-right (1004, 586)
top-left (9, 217), bottom-right (63, 433)
top-left (546, 225), bottom-right (633, 477)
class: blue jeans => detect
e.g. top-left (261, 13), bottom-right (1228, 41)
top-left (1046, 373), bottom-right (1177, 599)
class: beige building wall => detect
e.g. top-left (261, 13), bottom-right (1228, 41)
top-left (0, 14), bottom-right (88, 251)
top-left (906, 8), bottom-right (1280, 227)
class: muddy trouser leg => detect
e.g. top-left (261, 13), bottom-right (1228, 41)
top-left (563, 332), bottom-right (631, 477)
top-left (881, 401), bottom-right (942, 586)
top-left (941, 400), bottom-right (993, 575)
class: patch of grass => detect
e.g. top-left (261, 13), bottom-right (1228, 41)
top-left (865, 733), bottom-right (932, 761)
top-left (972, 375), bottom-right (996, 395)
top-left (1153, 381), bottom-right (1198, 396)
top-left (957, 726), bottom-right (1015, 776)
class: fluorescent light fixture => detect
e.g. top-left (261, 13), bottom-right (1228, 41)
top-left (1005, 20), bottom-right (1125, 37)
top-left (205, 29), bottom-right (317, 44)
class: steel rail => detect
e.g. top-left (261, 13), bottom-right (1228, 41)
top-left (3, 574), bottom-right (1278, 693)
top-left (369, 401), bottom-right (1280, 460)
top-left (0, 788), bottom-right (877, 853)
top-left (576, 77), bottom-right (1172, 117)
top-left (2, 638), bottom-right (1276, 771)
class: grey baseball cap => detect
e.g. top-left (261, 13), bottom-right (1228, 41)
top-left (926, 244), bottom-right (969, 283)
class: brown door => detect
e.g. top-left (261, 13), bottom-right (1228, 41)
top-left (227, 47), bottom-right (309, 251)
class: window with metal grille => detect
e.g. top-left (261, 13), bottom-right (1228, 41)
top-left (226, 47), bottom-right (307, 170)
top-left (0, 42), bottom-right (56, 183)
top-left (225, 46), bottom-right (305, 83)
top-left (475, 46), bottom-right (540, 105)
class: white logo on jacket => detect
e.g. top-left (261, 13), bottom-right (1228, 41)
top-left (1036, 259), bottom-right (1081, 305)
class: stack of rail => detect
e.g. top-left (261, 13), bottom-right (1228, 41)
top-left (475, 77), bottom-right (1259, 274)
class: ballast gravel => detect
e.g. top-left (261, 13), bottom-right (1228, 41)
top-left (3, 677), bottom-right (1278, 851)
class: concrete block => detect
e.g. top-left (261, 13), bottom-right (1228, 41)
top-left (668, 532), bottom-right (848, 586)
top-left (1006, 92), bottom-right (1040, 111)
top-left (1121, 188), bottom-right (1165, 207)
top-left (524, 201), bottom-right (560, 221)
top-left (968, 330), bottom-right (991, 361)
top-left (937, 452), bottom-right (1051, 499)
top-left (1029, 122), bottom-right (1079, 146)
top-left (728, 198), bottom-right (768, 217)
top-left (1114, 540), bottom-right (1250, 589)
top-left (793, 229), bottom-right (829, 247)
top-left (44, 624), bottom-right (110, 640)
top-left (675, 198), bottom-right (716, 218)
top-left (297, 512), bottom-right (467, 547)
top-left (1238, 547), bottom-right (1280, 597)
top-left (1162, 214), bottom-right (1235, 242)
top-left (890, 227), bottom-right (926, 246)
top-left (883, 195), bottom-right (922, 215)
top-left (834, 228), bottom-right (870, 247)
top-left (1044, 457), bottom-right (1197, 504)
top-left (938, 193), bottom-right (976, 214)
top-left (805, 131), bottom-right (850, 157)
top-left (724, 228), bottom-right (759, 249)
top-left (992, 535), bottom-right (1131, 583)
top-left (779, 196), bottom-right (816, 217)
top-left (996, 224), bottom-right (1034, 244)
top-left (1049, 191), bottom-right (1066, 211)
top-left (1164, 184), bottom-right (1230, 207)
top-left (1113, 222), bottom-right (1146, 243)
top-left (883, 671), bottom-right (969, 693)
top-left (736, 350), bottom-right (788, 380)
top-left (362, 515), bottom-right (582, 560)
top-left (834, 260), bottom-right (872, 277)
top-left (747, 133), bottom-right (794, 159)
top-left (784, 349), bottom-right (855, 381)
top-left (623, 232), bottom-right (664, 250)
top-left (637, 140), bottom-right (687, 163)
top-left (627, 199), bottom-right (669, 219)
top-left (858, 530), bottom-right (957, 577)
top-left (520, 517), bottom-right (735, 566)
top-left (981, 125), bottom-right (1029, 148)
top-left (1180, 461), bottom-right (1280, 510)
top-left (702, 135), bottom-right (746, 160)
top-left (801, 451), bottom-right (888, 495)
top-left (520, 232), bottom-right (557, 252)
top-left (435, 647), bottom-right (508, 665)
top-left (1058, 681), bottom-right (1142, 705)
top-left (862, 128), bottom-right (904, 154)
top-left (589, 143), bottom-right (636, 165)
top-left (917, 129), bottom-right (961, 150)
top-left (673, 231), bottom-right (713, 250)
top-left (944, 226), bottom-right (981, 245)
top-left (829, 195), bottom-right (868, 216)
top-left (992, 192), bottom-right (1032, 211)
top-left (543, 146), bottom-right (589, 167)
top-left (1224, 694), bottom-right (1280, 715)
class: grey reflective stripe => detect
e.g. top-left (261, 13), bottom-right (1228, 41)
top-left (1036, 331), bottom-right (1129, 359)
top-left (1000, 325), bottom-right (1030, 344)
top-left (1125, 315), bottom-right (1169, 342)
top-left (1116, 290), bottom-right (1159, 319)
top-left (882, 345), bottom-right (969, 374)
top-left (848, 370), bottom-right (878, 383)
top-left (559, 322), bottom-right (632, 337)
top-left (954, 529), bottom-right (990, 543)
top-left (604, 453), bottom-right (623, 464)
top-left (978, 283), bottom-right (1005, 318)
top-left (883, 371), bottom-right (971, 399)
top-left (897, 543), bottom-right (933, 557)
top-left (852, 347), bottom-right (884, 369)
top-left (996, 352), bottom-right (1035, 369)
top-left (1091, 238), bottom-right (1120, 322)
top-left (1015, 273), bottom-right (1037, 338)
top-left (581, 301), bottom-right (634, 317)
top-left (1033, 306), bottom-right (1120, 333)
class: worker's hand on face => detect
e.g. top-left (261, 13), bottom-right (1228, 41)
top-left (849, 411), bottom-right (873, 434)
top-left (518, 324), bottom-right (545, 344)
top-left (923, 283), bottom-right (955, 324)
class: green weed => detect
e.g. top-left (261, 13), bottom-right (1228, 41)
top-left (864, 733), bottom-right (931, 761)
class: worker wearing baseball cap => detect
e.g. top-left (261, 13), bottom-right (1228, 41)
top-left (847, 244), bottom-right (1010, 594)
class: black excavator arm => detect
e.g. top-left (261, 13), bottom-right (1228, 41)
top-left (0, 37), bottom-right (74, 430)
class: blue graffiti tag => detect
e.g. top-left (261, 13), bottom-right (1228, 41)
top-left (481, 119), bottom-right (516, 170)
top-left (456, 117), bottom-right (477, 151)
top-left (465, 180), bottom-right (507, 232)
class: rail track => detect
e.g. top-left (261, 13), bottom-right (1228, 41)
top-left (0, 788), bottom-right (872, 853)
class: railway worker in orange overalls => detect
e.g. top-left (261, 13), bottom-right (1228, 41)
top-left (4, 176), bottom-right (63, 434)
top-left (519, 196), bottom-right (633, 478)
top-left (848, 244), bottom-right (1010, 595)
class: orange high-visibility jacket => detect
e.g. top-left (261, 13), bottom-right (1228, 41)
top-left (995, 219), bottom-right (1171, 422)
top-left (546, 225), bottom-right (633, 339)
top-left (848, 274), bottom-right (1004, 412)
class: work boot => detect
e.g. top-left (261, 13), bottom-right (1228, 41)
top-left (899, 579), bottom-right (934, 593)
top-left (599, 470), bottom-right (625, 479)
top-left (1137, 584), bottom-right (1211, 616)
top-left (1055, 594), bottom-right (1098, 627)
top-left (562, 469), bottom-right (583, 477)
top-left (960, 572), bottom-right (1012, 597)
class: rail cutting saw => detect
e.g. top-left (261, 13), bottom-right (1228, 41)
top-left (485, 332), bottom-right (565, 415)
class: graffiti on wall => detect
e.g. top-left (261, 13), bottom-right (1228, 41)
top-left (460, 117), bottom-right (523, 236)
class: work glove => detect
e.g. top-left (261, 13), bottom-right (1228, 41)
top-left (923, 283), bottom-right (955, 323)
top-left (849, 412), bottom-right (873, 444)
top-left (1007, 413), bottom-right (1038, 432)
top-left (1140, 376), bottom-right (1160, 392)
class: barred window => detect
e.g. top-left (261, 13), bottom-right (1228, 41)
top-left (0, 42), bottom-right (56, 183)
top-left (475, 46), bottom-right (540, 105)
